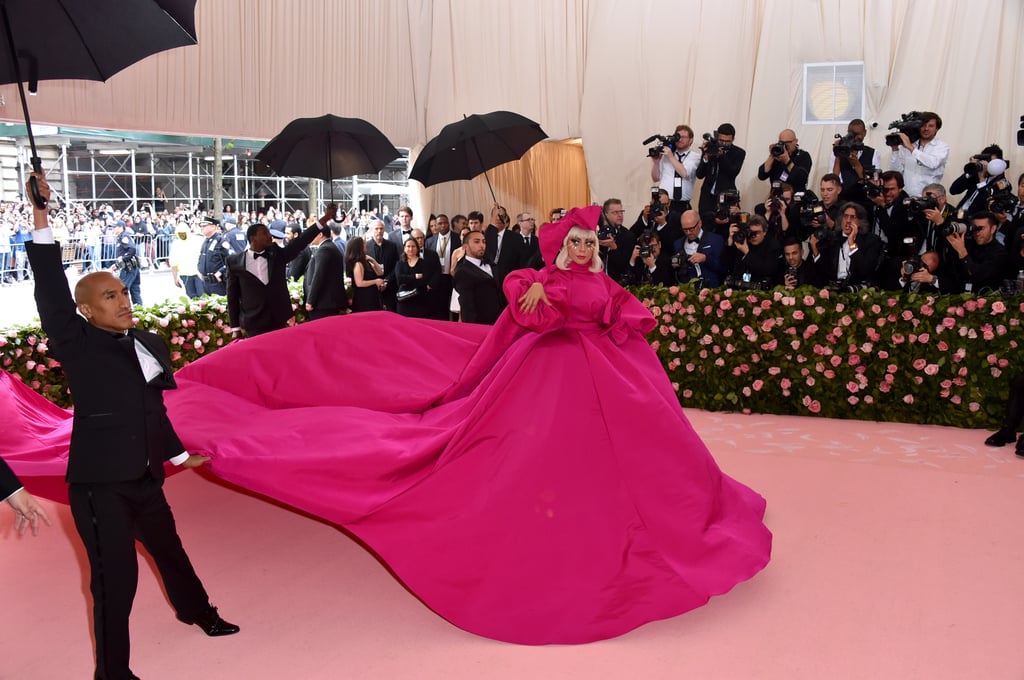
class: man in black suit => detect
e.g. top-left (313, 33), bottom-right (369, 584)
top-left (811, 202), bottom-right (883, 287)
top-left (696, 123), bottom-right (746, 221)
top-left (485, 203), bottom-right (526, 286)
top-left (388, 205), bottom-right (415, 247)
top-left (516, 211), bottom-right (544, 269)
top-left (303, 225), bottom-right (349, 320)
top-left (869, 170), bottom-right (914, 257)
top-left (25, 174), bottom-right (237, 680)
top-left (454, 230), bottom-right (506, 324)
top-left (2, 457), bottom-right (51, 536)
top-left (424, 214), bottom-right (460, 319)
top-left (366, 219), bottom-right (400, 311)
top-left (832, 118), bottom-right (877, 189)
top-left (227, 207), bottom-right (332, 337)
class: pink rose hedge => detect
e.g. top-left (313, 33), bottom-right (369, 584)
top-left (1, 282), bottom-right (1018, 428)
top-left (635, 284), bottom-right (1019, 428)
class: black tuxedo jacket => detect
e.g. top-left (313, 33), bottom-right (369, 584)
top-left (425, 231), bottom-right (460, 274)
top-left (696, 145), bottom-right (746, 213)
top-left (485, 226), bottom-right (527, 283)
top-left (304, 240), bottom-right (349, 314)
top-left (366, 237), bottom-right (400, 275)
top-left (27, 242), bottom-right (184, 483)
top-left (818, 232), bottom-right (883, 285)
top-left (227, 223), bottom-right (320, 334)
top-left (519, 232), bottom-right (544, 269)
top-left (1, 457), bottom-right (21, 498)
top-left (453, 260), bottom-right (506, 324)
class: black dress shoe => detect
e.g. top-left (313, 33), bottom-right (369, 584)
top-left (188, 606), bottom-right (240, 637)
top-left (984, 428), bottom-right (1017, 447)
top-left (1016, 434), bottom-right (1024, 458)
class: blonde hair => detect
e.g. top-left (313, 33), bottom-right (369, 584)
top-left (555, 226), bottom-right (603, 272)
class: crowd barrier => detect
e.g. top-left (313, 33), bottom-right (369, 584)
top-left (0, 234), bottom-right (173, 281)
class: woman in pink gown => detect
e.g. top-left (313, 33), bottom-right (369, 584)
top-left (5, 206), bottom-right (770, 644)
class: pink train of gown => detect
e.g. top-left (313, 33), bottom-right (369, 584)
top-left (4, 263), bottom-right (771, 644)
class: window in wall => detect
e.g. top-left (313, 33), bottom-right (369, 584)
top-left (803, 62), bottom-right (864, 125)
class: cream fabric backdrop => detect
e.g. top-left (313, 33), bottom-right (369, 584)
top-left (1, 0), bottom-right (1021, 222)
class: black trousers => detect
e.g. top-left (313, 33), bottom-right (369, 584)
top-left (69, 472), bottom-right (210, 680)
top-left (1002, 373), bottom-right (1024, 430)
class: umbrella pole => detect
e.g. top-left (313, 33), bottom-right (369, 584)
top-left (0, 5), bottom-right (46, 208)
top-left (469, 138), bottom-right (497, 204)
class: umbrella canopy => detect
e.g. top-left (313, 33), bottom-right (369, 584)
top-left (409, 111), bottom-right (548, 197)
top-left (0, 0), bottom-right (198, 206)
top-left (256, 115), bottom-right (401, 185)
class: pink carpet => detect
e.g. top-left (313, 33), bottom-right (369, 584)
top-left (3, 410), bottom-right (1022, 680)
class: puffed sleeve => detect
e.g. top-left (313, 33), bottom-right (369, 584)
top-left (503, 266), bottom-right (568, 333)
top-left (600, 279), bottom-right (656, 344)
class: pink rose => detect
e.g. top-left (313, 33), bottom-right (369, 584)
top-left (807, 400), bottom-right (821, 414)
top-left (720, 300), bottom-right (732, 311)
top-left (924, 364), bottom-right (939, 376)
top-left (847, 381), bottom-right (859, 393)
top-left (781, 378), bottom-right (792, 389)
top-left (913, 358), bottom-right (926, 371)
top-left (768, 366), bottom-right (781, 376)
top-left (803, 295), bottom-right (815, 305)
top-left (968, 402), bottom-right (980, 412)
top-left (830, 355), bottom-right (842, 367)
top-left (848, 396), bottom-right (859, 405)
top-left (792, 310), bottom-right (805, 321)
top-left (950, 395), bottom-right (961, 405)
top-left (903, 394), bottom-right (914, 404)
top-left (752, 380), bottom-right (764, 391)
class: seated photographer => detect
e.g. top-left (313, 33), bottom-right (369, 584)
top-left (753, 181), bottom-right (798, 241)
top-left (757, 129), bottom-right (812, 193)
top-left (950, 146), bottom-right (1009, 217)
top-left (627, 231), bottom-right (675, 286)
top-left (728, 215), bottom-right (782, 288)
top-left (650, 125), bottom-right (700, 213)
top-left (947, 211), bottom-right (1010, 294)
top-left (831, 119), bottom-right (877, 188)
top-left (780, 237), bottom-right (820, 289)
top-left (983, 373), bottom-right (1024, 457)
top-left (696, 123), bottom-right (746, 218)
top-left (877, 250), bottom-right (954, 294)
top-left (810, 202), bottom-right (882, 289)
top-left (672, 210), bottom-right (726, 288)
top-left (597, 198), bottom-right (636, 284)
top-left (869, 170), bottom-right (914, 257)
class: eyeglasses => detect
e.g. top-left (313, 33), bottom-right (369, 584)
top-left (519, 218), bottom-right (535, 222)
top-left (608, 210), bottom-right (625, 215)
top-left (569, 238), bottom-right (597, 249)
top-left (748, 230), bottom-right (765, 236)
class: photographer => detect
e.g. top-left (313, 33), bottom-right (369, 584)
top-left (696, 123), bottom-right (746, 220)
top-left (869, 170), bottom-right (914, 257)
top-left (950, 146), bottom-right (1009, 217)
top-left (754, 181), bottom-right (800, 241)
top-left (780, 237), bottom-right (820, 289)
top-left (811, 202), bottom-right (882, 289)
top-left (627, 231), bottom-right (675, 286)
top-left (757, 129), bottom-right (812, 193)
top-left (994, 172), bottom-right (1024, 244)
top-left (650, 125), bottom-right (700, 213)
top-left (111, 220), bottom-right (143, 306)
top-left (630, 189), bottom-right (670, 238)
top-left (947, 211), bottom-right (1011, 293)
top-left (728, 214), bottom-right (782, 288)
top-left (672, 210), bottom-right (726, 288)
top-left (597, 198), bottom-right (635, 283)
top-left (887, 111), bottom-right (950, 197)
top-left (831, 119), bottom-right (877, 188)
top-left (878, 250), bottom-right (951, 294)
top-left (817, 174), bottom-right (844, 228)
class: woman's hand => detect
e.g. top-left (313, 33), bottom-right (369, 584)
top-left (518, 281), bottom-right (551, 314)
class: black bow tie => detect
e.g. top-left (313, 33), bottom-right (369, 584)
top-left (402, 230), bottom-right (412, 236)
top-left (253, 251), bottom-right (269, 259)
top-left (688, 239), bottom-right (699, 244)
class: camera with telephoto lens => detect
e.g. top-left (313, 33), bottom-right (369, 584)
top-left (715, 188), bottom-right (741, 220)
top-left (903, 195), bottom-right (939, 214)
top-left (724, 272), bottom-right (768, 291)
top-left (771, 141), bottom-right (786, 157)
top-left (670, 251), bottom-right (685, 269)
top-left (702, 131), bottom-right (724, 156)
top-left (643, 131), bottom-right (682, 158)
top-left (885, 111), bottom-right (926, 147)
top-left (597, 220), bottom-right (614, 241)
top-left (858, 166), bottom-right (884, 199)
top-left (902, 256), bottom-right (924, 278)
top-left (963, 152), bottom-right (996, 176)
top-left (989, 191), bottom-right (1019, 215)
top-left (638, 244), bottom-right (654, 260)
top-left (797, 196), bottom-right (826, 228)
top-left (939, 220), bottom-right (973, 237)
top-left (730, 212), bottom-right (752, 244)
top-left (812, 224), bottom-right (840, 250)
top-left (833, 131), bottom-right (865, 158)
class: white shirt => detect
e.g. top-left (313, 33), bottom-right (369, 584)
top-left (657, 148), bottom-right (700, 201)
top-left (435, 232), bottom-right (452, 274)
top-left (889, 138), bottom-right (950, 197)
top-left (245, 248), bottom-right (270, 285)
top-left (464, 255), bottom-right (493, 277)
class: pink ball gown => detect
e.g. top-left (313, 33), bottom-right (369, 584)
top-left (4, 261), bottom-right (771, 644)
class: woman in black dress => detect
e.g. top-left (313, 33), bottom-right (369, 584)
top-left (394, 237), bottom-right (430, 318)
top-left (345, 237), bottom-right (385, 312)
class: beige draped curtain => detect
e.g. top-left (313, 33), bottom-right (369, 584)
top-left (1, 0), bottom-right (1021, 221)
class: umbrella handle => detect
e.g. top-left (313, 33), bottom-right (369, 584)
top-left (28, 158), bottom-right (46, 209)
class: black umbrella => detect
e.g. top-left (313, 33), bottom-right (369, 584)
top-left (0, 0), bottom-right (198, 207)
top-left (409, 111), bottom-right (548, 201)
top-left (256, 114), bottom-right (401, 201)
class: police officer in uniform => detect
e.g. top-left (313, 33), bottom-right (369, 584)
top-left (222, 216), bottom-right (248, 256)
top-left (112, 220), bottom-right (143, 306)
top-left (197, 216), bottom-right (231, 295)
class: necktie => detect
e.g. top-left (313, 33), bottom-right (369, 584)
top-left (440, 235), bottom-right (449, 273)
top-left (253, 251), bottom-right (269, 259)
